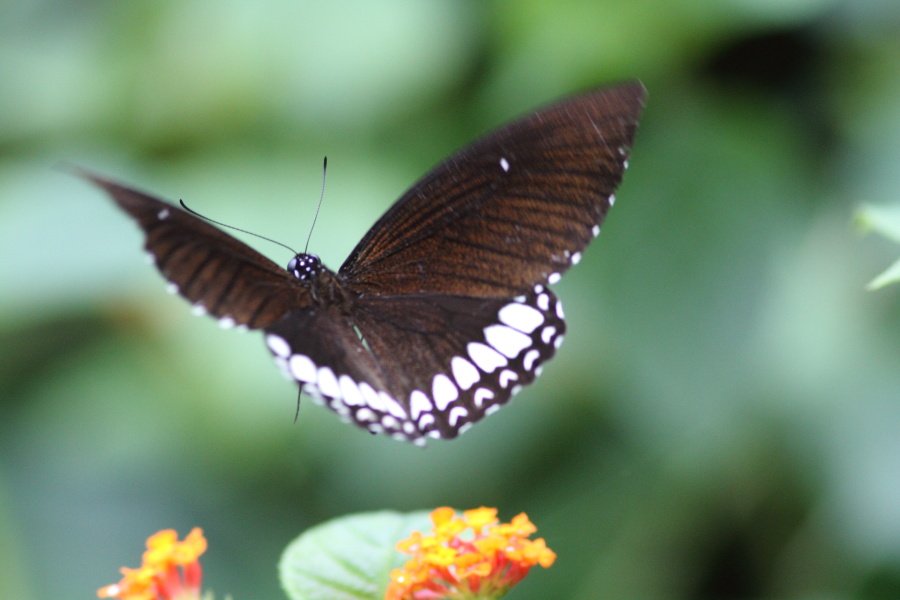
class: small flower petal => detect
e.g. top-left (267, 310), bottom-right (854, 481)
top-left (463, 507), bottom-right (497, 533)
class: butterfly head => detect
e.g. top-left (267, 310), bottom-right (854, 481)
top-left (287, 253), bottom-right (323, 281)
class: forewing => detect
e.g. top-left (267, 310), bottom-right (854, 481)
top-left (83, 172), bottom-right (309, 329)
top-left (339, 82), bottom-right (646, 298)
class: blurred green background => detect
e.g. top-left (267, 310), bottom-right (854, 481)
top-left (1, 1), bottom-right (899, 599)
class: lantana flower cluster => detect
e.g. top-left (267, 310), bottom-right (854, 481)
top-left (98, 528), bottom-right (207, 600)
top-left (386, 507), bottom-right (556, 600)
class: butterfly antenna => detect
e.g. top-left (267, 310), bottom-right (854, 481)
top-left (179, 200), bottom-right (299, 256)
top-left (294, 388), bottom-right (302, 423)
top-left (304, 156), bottom-right (327, 253)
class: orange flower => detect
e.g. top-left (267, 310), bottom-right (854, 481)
top-left (98, 528), bottom-right (207, 600)
top-left (386, 508), bottom-right (556, 600)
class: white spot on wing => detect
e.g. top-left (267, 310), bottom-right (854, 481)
top-left (467, 342), bottom-right (508, 373)
top-left (265, 334), bottom-right (291, 358)
top-left (609, 194), bottom-right (616, 207)
top-left (166, 282), bottom-right (179, 295)
top-left (498, 302), bottom-right (544, 334)
top-left (451, 356), bottom-right (480, 391)
top-left (523, 349), bottom-right (540, 372)
top-left (591, 224), bottom-right (601, 237)
top-left (537, 293), bottom-right (550, 311)
top-left (555, 300), bottom-right (565, 319)
top-left (381, 393), bottom-right (408, 419)
top-left (359, 382), bottom-right (385, 411)
top-left (499, 369), bottom-right (518, 388)
top-left (448, 406), bottom-right (469, 427)
top-left (547, 272), bottom-right (561, 285)
top-left (289, 354), bottom-right (317, 383)
top-left (356, 407), bottom-right (375, 423)
top-left (484, 324), bottom-right (532, 359)
top-left (432, 374), bottom-right (459, 410)
top-left (303, 384), bottom-right (324, 404)
top-left (218, 317), bottom-right (236, 329)
top-left (541, 326), bottom-right (557, 344)
top-left (499, 157), bottom-right (510, 172)
top-left (158, 208), bottom-right (170, 220)
top-left (410, 390), bottom-right (433, 420)
top-left (317, 367), bottom-right (340, 398)
top-left (571, 252), bottom-right (582, 265)
top-left (473, 387), bottom-right (495, 408)
top-left (339, 375), bottom-right (364, 406)
top-left (192, 304), bottom-right (207, 317)
top-left (331, 399), bottom-right (349, 417)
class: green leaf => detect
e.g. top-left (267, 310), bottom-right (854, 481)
top-left (866, 256), bottom-right (900, 290)
top-left (279, 510), bottom-right (433, 600)
top-left (857, 204), bottom-right (900, 243)
top-left (856, 204), bottom-right (900, 289)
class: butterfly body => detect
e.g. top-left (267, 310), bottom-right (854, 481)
top-left (284, 254), bottom-right (353, 309)
top-left (83, 81), bottom-right (645, 444)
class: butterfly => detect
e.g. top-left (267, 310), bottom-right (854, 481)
top-left (82, 81), bottom-right (646, 445)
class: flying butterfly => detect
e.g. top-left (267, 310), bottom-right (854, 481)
top-left (81, 81), bottom-right (646, 445)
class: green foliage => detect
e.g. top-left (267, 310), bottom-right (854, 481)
top-left (857, 204), bottom-right (900, 289)
top-left (279, 511), bottom-right (430, 600)
top-left (1, 2), bottom-right (899, 600)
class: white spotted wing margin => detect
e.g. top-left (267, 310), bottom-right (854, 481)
top-left (263, 285), bottom-right (566, 445)
top-left (262, 307), bottom-right (419, 442)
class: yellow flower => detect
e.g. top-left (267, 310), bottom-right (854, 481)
top-left (462, 507), bottom-right (497, 534)
top-left (98, 528), bottom-right (207, 600)
top-left (386, 507), bottom-right (556, 600)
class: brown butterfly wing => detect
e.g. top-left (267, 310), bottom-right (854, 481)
top-left (82, 172), bottom-right (310, 329)
top-left (339, 82), bottom-right (646, 298)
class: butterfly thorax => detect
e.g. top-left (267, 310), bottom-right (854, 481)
top-left (288, 253), bottom-right (355, 310)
